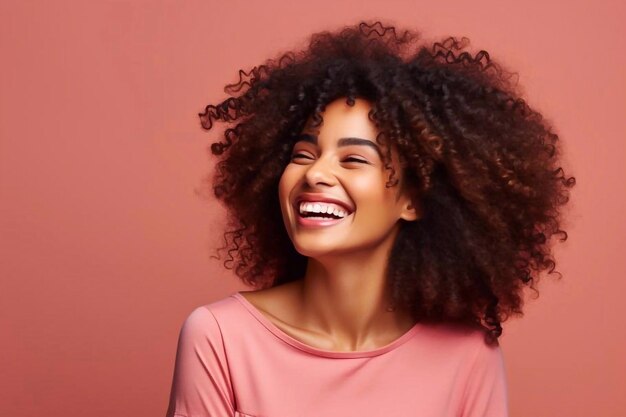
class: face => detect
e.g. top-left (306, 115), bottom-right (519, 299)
top-left (278, 97), bottom-right (418, 259)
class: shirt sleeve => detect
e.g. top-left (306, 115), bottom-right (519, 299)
top-left (165, 306), bottom-right (236, 417)
top-left (460, 337), bottom-right (509, 417)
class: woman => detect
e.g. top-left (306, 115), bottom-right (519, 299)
top-left (165, 20), bottom-right (575, 417)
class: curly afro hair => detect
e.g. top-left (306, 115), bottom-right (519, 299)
top-left (197, 20), bottom-right (576, 345)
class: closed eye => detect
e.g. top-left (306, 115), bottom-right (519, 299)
top-left (291, 153), bottom-right (313, 159)
top-left (344, 157), bottom-right (369, 164)
top-left (291, 153), bottom-right (369, 164)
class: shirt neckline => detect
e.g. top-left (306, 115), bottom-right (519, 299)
top-left (230, 291), bottom-right (423, 359)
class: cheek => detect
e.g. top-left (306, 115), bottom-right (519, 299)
top-left (278, 174), bottom-right (288, 203)
top-left (350, 175), bottom-right (387, 202)
top-left (350, 178), bottom-right (400, 220)
top-left (278, 168), bottom-right (296, 205)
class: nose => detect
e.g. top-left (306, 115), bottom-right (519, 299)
top-left (303, 155), bottom-right (338, 187)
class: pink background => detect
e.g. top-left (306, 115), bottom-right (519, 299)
top-left (1, 1), bottom-right (624, 416)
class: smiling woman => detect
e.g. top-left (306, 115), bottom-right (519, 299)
top-left (278, 97), bottom-right (418, 264)
top-left (165, 19), bottom-right (576, 417)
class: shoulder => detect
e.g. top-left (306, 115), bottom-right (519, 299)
top-left (426, 323), bottom-right (506, 390)
top-left (167, 299), bottom-right (238, 417)
top-left (177, 294), bottom-right (243, 343)
top-left (176, 305), bottom-right (220, 348)
top-left (419, 321), bottom-right (495, 345)
top-left (240, 280), bottom-right (301, 308)
top-left (413, 321), bottom-right (503, 366)
top-left (239, 280), bottom-right (304, 323)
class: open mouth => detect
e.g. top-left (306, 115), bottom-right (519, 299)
top-left (294, 203), bottom-right (354, 227)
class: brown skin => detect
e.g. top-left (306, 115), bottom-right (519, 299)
top-left (241, 98), bottom-right (419, 352)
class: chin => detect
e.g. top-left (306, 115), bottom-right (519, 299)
top-left (292, 240), bottom-right (360, 260)
top-left (291, 241), bottom-right (338, 258)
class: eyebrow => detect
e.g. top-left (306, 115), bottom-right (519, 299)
top-left (295, 133), bottom-right (382, 159)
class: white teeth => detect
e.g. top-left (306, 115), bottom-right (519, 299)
top-left (299, 201), bottom-right (349, 218)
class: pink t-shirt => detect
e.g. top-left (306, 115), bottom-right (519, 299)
top-left (165, 292), bottom-right (509, 417)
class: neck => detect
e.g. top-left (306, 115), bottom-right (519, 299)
top-left (293, 228), bottom-right (415, 351)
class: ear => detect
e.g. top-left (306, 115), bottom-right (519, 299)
top-left (399, 200), bottom-right (420, 222)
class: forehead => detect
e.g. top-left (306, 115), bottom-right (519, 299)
top-left (298, 97), bottom-right (402, 164)
top-left (301, 98), bottom-right (378, 140)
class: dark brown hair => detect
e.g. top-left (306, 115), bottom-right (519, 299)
top-left (197, 20), bottom-right (576, 345)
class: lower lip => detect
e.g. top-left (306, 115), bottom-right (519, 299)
top-left (296, 211), bottom-right (352, 228)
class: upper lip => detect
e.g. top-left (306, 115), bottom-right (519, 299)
top-left (293, 193), bottom-right (354, 213)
